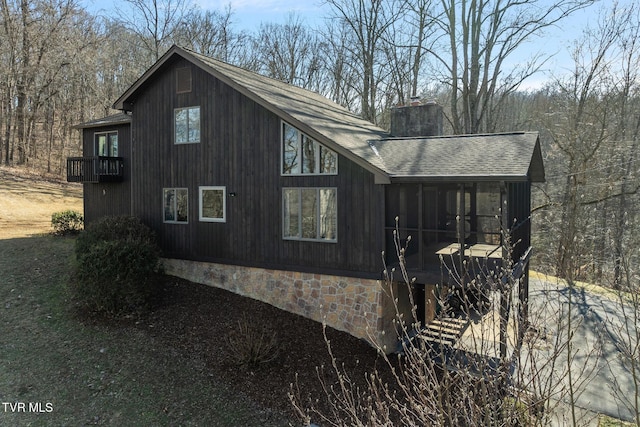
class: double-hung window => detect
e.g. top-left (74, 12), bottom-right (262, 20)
top-left (163, 188), bottom-right (188, 223)
top-left (175, 107), bottom-right (200, 144)
top-left (283, 188), bottom-right (337, 242)
top-left (282, 122), bottom-right (337, 175)
top-left (199, 186), bottom-right (226, 222)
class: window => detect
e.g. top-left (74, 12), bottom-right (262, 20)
top-left (176, 67), bottom-right (192, 93)
top-left (283, 188), bottom-right (337, 242)
top-left (282, 122), bottom-right (337, 175)
top-left (175, 107), bottom-right (200, 144)
top-left (95, 131), bottom-right (118, 157)
top-left (163, 188), bottom-right (188, 223)
top-left (199, 186), bottom-right (226, 222)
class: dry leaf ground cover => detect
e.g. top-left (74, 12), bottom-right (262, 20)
top-left (0, 167), bottom-right (384, 425)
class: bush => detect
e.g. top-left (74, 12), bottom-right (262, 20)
top-left (71, 216), bottom-right (162, 314)
top-left (51, 210), bottom-right (83, 235)
top-left (225, 315), bottom-right (279, 367)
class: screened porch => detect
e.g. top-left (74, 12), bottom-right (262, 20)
top-left (384, 181), bottom-right (532, 286)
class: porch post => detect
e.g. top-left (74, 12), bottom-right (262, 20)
top-left (457, 184), bottom-right (465, 282)
top-left (499, 182), bottom-right (509, 361)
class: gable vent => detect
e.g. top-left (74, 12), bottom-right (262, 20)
top-left (176, 67), bottom-right (192, 93)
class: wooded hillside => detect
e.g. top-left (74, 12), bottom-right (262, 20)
top-left (1, 0), bottom-right (637, 287)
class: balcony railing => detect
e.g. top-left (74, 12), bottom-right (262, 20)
top-left (67, 156), bottom-right (124, 183)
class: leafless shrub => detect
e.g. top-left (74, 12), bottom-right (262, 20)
top-left (290, 220), bottom-right (602, 426)
top-left (225, 314), bottom-right (279, 367)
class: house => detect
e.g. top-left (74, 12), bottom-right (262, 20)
top-left (68, 45), bottom-right (544, 352)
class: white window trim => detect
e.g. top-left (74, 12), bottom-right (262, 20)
top-left (174, 106), bottom-right (200, 144)
top-left (199, 186), bottom-right (226, 223)
top-left (163, 187), bottom-right (189, 224)
top-left (282, 187), bottom-right (338, 243)
top-left (280, 120), bottom-right (338, 176)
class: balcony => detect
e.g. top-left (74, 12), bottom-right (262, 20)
top-left (67, 156), bottom-right (124, 183)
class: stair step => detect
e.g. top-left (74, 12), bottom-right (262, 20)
top-left (418, 334), bottom-right (456, 346)
top-left (436, 317), bottom-right (469, 327)
top-left (428, 321), bottom-right (464, 335)
top-left (422, 328), bottom-right (458, 341)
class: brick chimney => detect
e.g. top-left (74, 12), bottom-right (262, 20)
top-left (389, 99), bottom-right (443, 137)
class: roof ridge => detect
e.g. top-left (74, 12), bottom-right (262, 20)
top-left (381, 131), bottom-right (535, 141)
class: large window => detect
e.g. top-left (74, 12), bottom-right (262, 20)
top-left (175, 107), bottom-right (200, 144)
top-left (95, 131), bottom-right (118, 156)
top-left (163, 188), bottom-right (188, 223)
top-left (282, 122), bottom-right (337, 175)
top-left (283, 188), bottom-right (337, 242)
top-left (199, 186), bottom-right (226, 222)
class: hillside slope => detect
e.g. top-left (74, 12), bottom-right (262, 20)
top-left (0, 166), bottom-right (83, 238)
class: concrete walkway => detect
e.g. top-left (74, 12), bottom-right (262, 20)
top-left (528, 274), bottom-right (638, 425)
top-left (448, 273), bottom-right (638, 425)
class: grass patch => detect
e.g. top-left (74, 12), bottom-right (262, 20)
top-left (0, 236), bottom-right (289, 426)
top-left (598, 415), bottom-right (637, 427)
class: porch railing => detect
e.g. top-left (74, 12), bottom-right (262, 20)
top-left (67, 156), bottom-right (124, 183)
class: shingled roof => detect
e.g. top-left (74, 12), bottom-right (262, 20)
top-left (371, 132), bottom-right (545, 182)
top-left (112, 45), bottom-right (544, 184)
top-left (74, 112), bottom-right (131, 129)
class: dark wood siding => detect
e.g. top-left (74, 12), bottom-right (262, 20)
top-left (82, 124), bottom-right (132, 223)
top-left (128, 57), bottom-right (385, 278)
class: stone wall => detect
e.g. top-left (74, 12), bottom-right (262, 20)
top-left (163, 258), bottom-right (399, 352)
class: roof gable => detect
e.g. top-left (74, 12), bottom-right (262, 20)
top-left (112, 45), bottom-right (544, 184)
top-left (113, 45), bottom-right (390, 182)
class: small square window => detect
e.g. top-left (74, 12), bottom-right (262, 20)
top-left (199, 186), bottom-right (226, 222)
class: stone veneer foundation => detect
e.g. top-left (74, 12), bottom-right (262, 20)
top-left (163, 258), bottom-right (400, 352)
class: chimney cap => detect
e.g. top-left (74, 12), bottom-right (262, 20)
top-left (410, 96), bottom-right (421, 106)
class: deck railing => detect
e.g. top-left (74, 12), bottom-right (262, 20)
top-left (67, 156), bottom-right (124, 183)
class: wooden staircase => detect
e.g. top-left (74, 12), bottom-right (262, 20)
top-left (417, 317), bottom-right (470, 347)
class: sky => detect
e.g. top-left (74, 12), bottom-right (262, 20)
top-left (80, 0), bottom-right (628, 90)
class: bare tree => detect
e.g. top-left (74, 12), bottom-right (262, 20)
top-left (116, 0), bottom-right (192, 62)
top-left (605, 3), bottom-right (640, 288)
top-left (537, 3), bottom-right (634, 282)
top-left (384, 0), bottom-right (437, 106)
top-left (173, 4), bottom-right (253, 67)
top-left (429, 0), bottom-right (595, 134)
top-left (253, 13), bottom-right (324, 91)
top-left (0, 0), bottom-right (86, 165)
top-left (323, 0), bottom-right (409, 123)
top-left (318, 19), bottom-right (361, 111)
